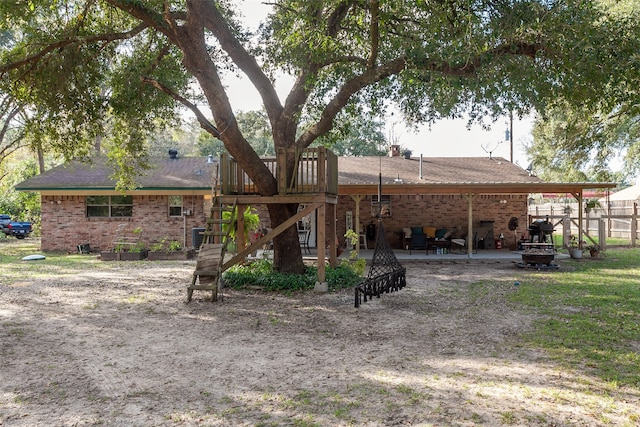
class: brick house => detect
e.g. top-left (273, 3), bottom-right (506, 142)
top-left (16, 150), bottom-right (611, 252)
top-left (16, 155), bottom-right (215, 252)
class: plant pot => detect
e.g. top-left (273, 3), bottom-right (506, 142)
top-left (100, 251), bottom-right (120, 261)
top-left (119, 251), bottom-right (148, 261)
top-left (569, 248), bottom-right (583, 259)
top-left (147, 249), bottom-right (196, 261)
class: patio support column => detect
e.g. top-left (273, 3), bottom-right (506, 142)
top-left (314, 202), bottom-right (327, 292)
top-left (572, 191), bottom-right (584, 248)
top-left (578, 191), bottom-right (584, 248)
top-left (464, 193), bottom-right (475, 258)
top-left (329, 202), bottom-right (337, 267)
top-left (350, 194), bottom-right (365, 255)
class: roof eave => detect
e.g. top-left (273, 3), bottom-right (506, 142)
top-left (338, 182), bottom-right (618, 196)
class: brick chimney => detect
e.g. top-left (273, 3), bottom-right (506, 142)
top-left (389, 145), bottom-right (401, 157)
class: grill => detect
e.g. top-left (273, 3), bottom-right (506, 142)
top-left (528, 219), bottom-right (554, 243)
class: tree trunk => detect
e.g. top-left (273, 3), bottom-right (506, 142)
top-left (36, 146), bottom-right (45, 174)
top-left (268, 203), bottom-right (306, 274)
top-left (167, 5), bottom-right (306, 274)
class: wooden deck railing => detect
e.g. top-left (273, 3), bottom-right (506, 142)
top-left (219, 147), bottom-right (338, 196)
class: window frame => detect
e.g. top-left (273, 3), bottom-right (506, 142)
top-left (168, 195), bottom-right (183, 217)
top-left (371, 194), bottom-right (392, 217)
top-left (86, 195), bottom-right (133, 218)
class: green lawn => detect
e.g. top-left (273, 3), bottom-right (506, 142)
top-left (0, 238), bottom-right (110, 283)
top-left (509, 248), bottom-right (640, 388)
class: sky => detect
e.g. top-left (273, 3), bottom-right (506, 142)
top-left (224, 1), bottom-right (534, 168)
top-left (225, 72), bottom-right (534, 167)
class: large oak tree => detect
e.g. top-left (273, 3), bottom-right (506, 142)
top-left (1, 0), bottom-right (638, 272)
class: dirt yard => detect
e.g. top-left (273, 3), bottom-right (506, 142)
top-left (1, 257), bottom-right (638, 426)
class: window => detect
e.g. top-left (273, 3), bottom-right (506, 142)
top-left (86, 195), bottom-right (133, 217)
top-left (371, 195), bottom-right (391, 217)
top-left (168, 195), bottom-right (183, 217)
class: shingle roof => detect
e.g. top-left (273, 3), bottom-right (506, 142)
top-left (338, 156), bottom-right (541, 185)
top-left (17, 154), bottom-right (611, 195)
top-left (15, 156), bottom-right (216, 190)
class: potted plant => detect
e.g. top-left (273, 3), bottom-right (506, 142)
top-left (585, 199), bottom-right (600, 213)
top-left (101, 227), bottom-right (147, 261)
top-left (568, 235), bottom-right (584, 259)
top-left (148, 237), bottom-right (196, 260)
top-left (222, 206), bottom-right (261, 253)
top-left (119, 241), bottom-right (148, 260)
top-left (341, 229), bottom-right (366, 275)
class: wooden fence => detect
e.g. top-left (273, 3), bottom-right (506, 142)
top-left (529, 202), bottom-right (639, 247)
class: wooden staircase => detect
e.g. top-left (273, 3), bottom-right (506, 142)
top-left (187, 168), bottom-right (237, 302)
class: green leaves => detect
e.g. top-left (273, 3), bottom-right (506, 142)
top-left (528, 101), bottom-right (640, 183)
top-left (3, 0), bottom-right (639, 167)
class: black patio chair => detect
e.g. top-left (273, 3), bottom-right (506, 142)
top-left (409, 232), bottom-right (428, 255)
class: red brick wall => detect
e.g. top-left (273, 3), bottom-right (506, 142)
top-left (40, 193), bottom-right (529, 252)
top-left (40, 195), bottom-right (208, 252)
top-left (334, 194), bottom-right (529, 250)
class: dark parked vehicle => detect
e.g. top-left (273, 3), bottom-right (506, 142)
top-left (0, 214), bottom-right (33, 239)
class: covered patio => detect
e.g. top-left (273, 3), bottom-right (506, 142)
top-left (336, 155), bottom-right (617, 257)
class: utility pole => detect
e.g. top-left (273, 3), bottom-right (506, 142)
top-left (508, 111), bottom-right (514, 163)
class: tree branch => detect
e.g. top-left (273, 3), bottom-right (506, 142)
top-left (367, 0), bottom-right (379, 69)
top-left (140, 76), bottom-right (221, 138)
top-left (199, 2), bottom-right (284, 122)
top-left (0, 22), bottom-right (149, 75)
top-left (297, 57), bottom-right (407, 147)
top-left (412, 42), bottom-right (542, 77)
top-left (296, 39), bottom-right (542, 148)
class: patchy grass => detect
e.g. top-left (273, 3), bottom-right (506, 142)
top-left (0, 238), bottom-right (142, 285)
top-left (508, 248), bottom-right (640, 387)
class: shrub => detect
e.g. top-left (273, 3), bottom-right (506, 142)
top-left (150, 236), bottom-right (183, 252)
top-left (222, 259), bottom-right (363, 293)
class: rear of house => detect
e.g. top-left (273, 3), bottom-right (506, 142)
top-left (16, 156), bottom-right (214, 252)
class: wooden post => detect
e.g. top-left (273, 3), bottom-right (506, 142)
top-left (314, 202), bottom-right (327, 292)
top-left (577, 192), bottom-right (584, 248)
top-left (632, 202), bottom-right (638, 247)
top-left (318, 148), bottom-right (326, 193)
top-left (236, 204), bottom-right (245, 252)
top-left (598, 218), bottom-right (606, 250)
top-left (351, 194), bottom-right (364, 255)
top-left (329, 202), bottom-right (337, 267)
top-left (464, 193), bottom-right (474, 258)
top-left (563, 215), bottom-right (571, 248)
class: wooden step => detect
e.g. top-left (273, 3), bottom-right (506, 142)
top-left (207, 218), bottom-right (231, 225)
top-left (187, 284), bottom-right (218, 291)
top-left (192, 269), bottom-right (220, 277)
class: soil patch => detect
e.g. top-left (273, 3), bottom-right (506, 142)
top-left (1, 259), bottom-right (637, 426)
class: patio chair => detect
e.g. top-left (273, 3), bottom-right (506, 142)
top-left (298, 228), bottom-right (311, 254)
top-left (409, 232), bottom-right (428, 255)
top-left (451, 232), bottom-right (478, 254)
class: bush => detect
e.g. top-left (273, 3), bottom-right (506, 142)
top-left (222, 259), bottom-right (364, 293)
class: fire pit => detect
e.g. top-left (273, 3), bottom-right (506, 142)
top-left (517, 242), bottom-right (558, 269)
top-left (521, 251), bottom-right (555, 266)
